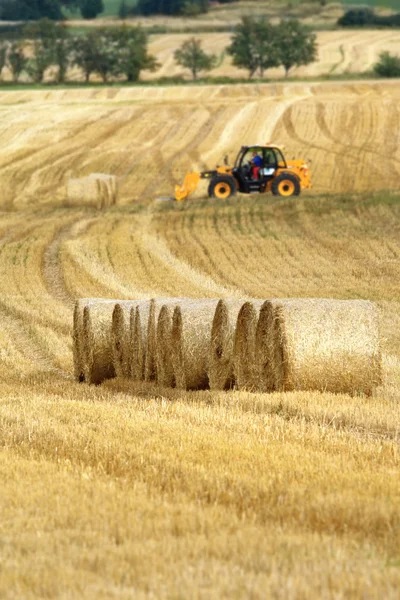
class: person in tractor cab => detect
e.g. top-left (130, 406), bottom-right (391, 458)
top-left (250, 151), bottom-right (262, 179)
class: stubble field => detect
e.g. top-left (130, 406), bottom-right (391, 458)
top-left (0, 81), bottom-right (400, 598)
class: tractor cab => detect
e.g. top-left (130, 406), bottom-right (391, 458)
top-left (232, 145), bottom-right (287, 194)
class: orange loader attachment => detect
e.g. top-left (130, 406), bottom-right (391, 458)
top-left (174, 171), bottom-right (201, 202)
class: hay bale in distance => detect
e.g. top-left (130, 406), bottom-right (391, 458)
top-left (66, 173), bottom-right (118, 209)
top-left (271, 298), bottom-right (382, 395)
top-left (172, 299), bottom-right (220, 390)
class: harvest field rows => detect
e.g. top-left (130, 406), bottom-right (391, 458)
top-left (0, 81), bottom-right (400, 596)
top-left (0, 81), bottom-right (400, 208)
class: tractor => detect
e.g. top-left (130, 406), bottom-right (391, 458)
top-left (174, 143), bottom-right (311, 201)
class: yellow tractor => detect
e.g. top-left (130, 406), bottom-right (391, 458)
top-left (174, 143), bottom-right (311, 201)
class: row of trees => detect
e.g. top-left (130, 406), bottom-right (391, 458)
top-left (0, 20), bottom-right (157, 83)
top-left (0, 0), bottom-right (105, 21)
top-left (175, 18), bottom-right (317, 80)
top-left (0, 17), bottom-right (317, 83)
top-left (0, 0), bottom-right (240, 20)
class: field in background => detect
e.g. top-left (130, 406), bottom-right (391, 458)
top-left (0, 82), bottom-right (399, 596)
top-left (64, 0), bottom-right (399, 27)
top-left (0, 81), bottom-right (399, 208)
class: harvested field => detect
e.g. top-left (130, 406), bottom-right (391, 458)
top-left (1, 80), bottom-right (400, 597)
top-left (0, 80), bottom-right (399, 208)
top-left (143, 30), bottom-right (400, 80)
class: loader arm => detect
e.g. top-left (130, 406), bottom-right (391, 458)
top-left (175, 171), bottom-right (201, 202)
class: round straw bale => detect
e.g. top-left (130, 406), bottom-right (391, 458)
top-left (171, 299), bottom-right (220, 390)
top-left (272, 298), bottom-right (382, 395)
top-left (82, 300), bottom-right (118, 385)
top-left (233, 301), bottom-right (264, 390)
top-left (145, 299), bottom-right (158, 382)
top-left (111, 301), bottom-right (138, 378)
top-left (156, 304), bottom-right (175, 387)
top-left (66, 174), bottom-right (118, 209)
top-left (72, 298), bottom-right (87, 382)
top-left (128, 298), bottom-right (187, 381)
top-left (255, 300), bottom-right (280, 393)
top-left (129, 305), bottom-right (145, 381)
top-left (208, 299), bottom-right (248, 390)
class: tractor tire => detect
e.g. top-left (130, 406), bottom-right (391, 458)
top-left (208, 175), bottom-right (236, 200)
top-left (272, 172), bottom-right (301, 197)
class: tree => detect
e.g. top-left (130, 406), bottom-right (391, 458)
top-left (337, 8), bottom-right (375, 27)
top-left (174, 37), bottom-right (216, 80)
top-left (373, 52), bottom-right (400, 78)
top-left (23, 19), bottom-right (68, 83)
top-left (26, 41), bottom-right (53, 82)
top-left (276, 19), bottom-right (317, 77)
top-left (54, 28), bottom-right (72, 83)
top-left (80, 0), bottom-right (104, 19)
top-left (135, 0), bottom-right (206, 16)
top-left (72, 31), bottom-right (102, 82)
top-left (8, 42), bottom-right (27, 82)
top-left (0, 0), bottom-right (64, 20)
top-left (111, 26), bottom-right (158, 82)
top-left (0, 43), bottom-right (7, 81)
top-left (118, 0), bottom-right (129, 19)
top-left (227, 17), bottom-right (280, 79)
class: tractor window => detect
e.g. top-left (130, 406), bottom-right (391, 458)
top-left (264, 149), bottom-right (277, 167)
top-left (274, 148), bottom-right (286, 168)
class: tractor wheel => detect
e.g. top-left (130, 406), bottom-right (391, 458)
top-left (208, 175), bottom-right (236, 200)
top-left (272, 172), bottom-right (301, 197)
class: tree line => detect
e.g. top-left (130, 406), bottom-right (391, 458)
top-left (0, 0), bottom-right (105, 21)
top-left (0, 0), bottom-right (238, 21)
top-left (0, 17), bottom-right (317, 83)
top-left (0, 20), bottom-right (157, 83)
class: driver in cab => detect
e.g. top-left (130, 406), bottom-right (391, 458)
top-left (250, 151), bottom-right (262, 179)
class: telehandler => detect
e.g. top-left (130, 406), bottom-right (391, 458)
top-left (174, 143), bottom-right (311, 201)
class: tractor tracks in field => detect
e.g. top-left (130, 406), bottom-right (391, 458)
top-left (139, 105), bottom-right (227, 202)
top-left (0, 300), bottom-right (55, 372)
top-left (42, 215), bottom-right (97, 307)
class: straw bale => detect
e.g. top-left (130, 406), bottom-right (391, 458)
top-left (129, 305), bottom-right (145, 381)
top-left (209, 299), bottom-right (251, 390)
top-left (66, 173), bottom-right (118, 209)
top-left (72, 298), bottom-right (87, 382)
top-left (171, 299), bottom-right (220, 390)
top-left (233, 301), bottom-right (264, 390)
top-left (156, 305), bottom-right (175, 387)
top-left (111, 301), bottom-right (138, 378)
top-left (82, 299), bottom-right (118, 385)
top-left (128, 298), bottom-right (186, 381)
top-left (255, 300), bottom-right (280, 393)
top-left (271, 298), bottom-right (382, 395)
top-left (144, 299), bottom-right (158, 382)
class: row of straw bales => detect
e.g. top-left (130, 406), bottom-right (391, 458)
top-left (73, 297), bottom-right (382, 395)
